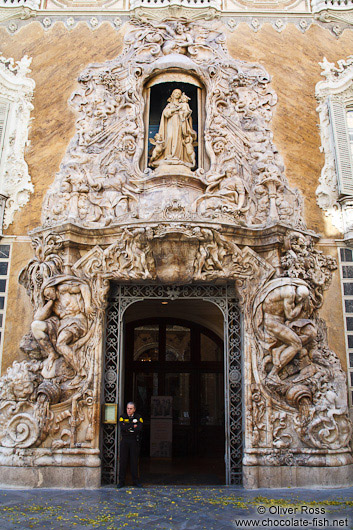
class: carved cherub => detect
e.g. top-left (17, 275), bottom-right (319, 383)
top-left (183, 135), bottom-right (196, 167)
top-left (149, 133), bottom-right (165, 166)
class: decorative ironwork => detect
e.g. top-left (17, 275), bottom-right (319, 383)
top-left (101, 283), bottom-right (242, 485)
top-left (101, 301), bottom-right (121, 485)
top-left (226, 296), bottom-right (242, 485)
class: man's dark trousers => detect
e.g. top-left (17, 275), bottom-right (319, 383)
top-left (119, 437), bottom-right (140, 484)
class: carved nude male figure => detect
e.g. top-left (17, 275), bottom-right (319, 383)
top-left (31, 276), bottom-right (92, 378)
top-left (258, 280), bottom-right (316, 383)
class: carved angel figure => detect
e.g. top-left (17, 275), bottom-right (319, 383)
top-left (161, 22), bottom-right (194, 56)
top-left (149, 133), bottom-right (165, 166)
top-left (31, 276), bottom-right (93, 380)
top-left (150, 89), bottom-right (197, 169)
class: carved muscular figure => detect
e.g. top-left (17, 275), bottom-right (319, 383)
top-left (31, 276), bottom-right (92, 378)
top-left (255, 279), bottom-right (316, 383)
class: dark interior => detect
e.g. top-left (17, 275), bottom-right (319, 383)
top-left (123, 316), bottom-right (225, 484)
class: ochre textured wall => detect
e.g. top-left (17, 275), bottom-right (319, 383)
top-left (0, 21), bottom-right (125, 236)
top-left (0, 20), bottom-right (350, 371)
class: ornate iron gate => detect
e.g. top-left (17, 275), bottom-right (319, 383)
top-left (101, 284), bottom-right (242, 485)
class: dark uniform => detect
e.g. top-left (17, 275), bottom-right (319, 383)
top-left (118, 412), bottom-right (143, 486)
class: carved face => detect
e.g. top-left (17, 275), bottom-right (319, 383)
top-left (43, 286), bottom-right (56, 301)
top-left (171, 89), bottom-right (182, 101)
top-left (12, 380), bottom-right (34, 400)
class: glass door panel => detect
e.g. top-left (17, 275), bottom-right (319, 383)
top-left (134, 372), bottom-right (158, 420)
top-left (134, 325), bottom-right (159, 361)
top-left (165, 325), bottom-right (191, 361)
top-left (200, 373), bottom-right (224, 426)
top-left (165, 373), bottom-right (190, 425)
top-left (200, 332), bottom-right (222, 361)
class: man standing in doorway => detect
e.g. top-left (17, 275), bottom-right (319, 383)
top-left (117, 402), bottom-right (143, 488)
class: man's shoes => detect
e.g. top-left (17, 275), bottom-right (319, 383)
top-left (117, 483), bottom-right (125, 489)
top-left (133, 483), bottom-right (143, 488)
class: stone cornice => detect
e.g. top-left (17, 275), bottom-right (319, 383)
top-left (29, 221), bottom-right (319, 252)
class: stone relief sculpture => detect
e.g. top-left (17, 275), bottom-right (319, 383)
top-left (149, 89), bottom-right (197, 172)
top-left (0, 54), bottom-right (35, 232)
top-left (41, 18), bottom-right (303, 230)
top-left (31, 275), bottom-right (93, 380)
top-left (252, 232), bottom-right (351, 453)
top-left (254, 277), bottom-right (314, 385)
top-left (0, 234), bottom-right (99, 452)
top-left (194, 167), bottom-right (248, 217)
top-left (0, 18), bottom-right (351, 487)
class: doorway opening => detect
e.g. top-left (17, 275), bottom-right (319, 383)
top-left (101, 284), bottom-right (242, 486)
top-left (124, 306), bottom-right (225, 485)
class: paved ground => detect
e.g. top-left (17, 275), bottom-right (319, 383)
top-left (0, 486), bottom-right (352, 530)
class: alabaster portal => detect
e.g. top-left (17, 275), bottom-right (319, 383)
top-left (0, 18), bottom-right (351, 490)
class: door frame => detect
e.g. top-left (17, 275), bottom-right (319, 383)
top-left (101, 283), bottom-right (242, 485)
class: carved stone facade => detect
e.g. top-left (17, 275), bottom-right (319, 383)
top-left (0, 53), bottom-right (35, 232)
top-left (41, 19), bottom-right (303, 233)
top-left (316, 56), bottom-right (353, 243)
top-left (0, 18), bottom-right (351, 489)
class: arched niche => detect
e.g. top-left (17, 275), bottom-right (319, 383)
top-left (142, 72), bottom-right (207, 172)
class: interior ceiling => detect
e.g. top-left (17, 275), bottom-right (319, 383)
top-left (124, 299), bottom-right (224, 338)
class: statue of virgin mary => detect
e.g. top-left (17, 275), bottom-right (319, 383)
top-left (149, 89), bottom-right (197, 170)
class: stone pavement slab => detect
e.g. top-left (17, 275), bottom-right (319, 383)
top-left (0, 486), bottom-right (351, 530)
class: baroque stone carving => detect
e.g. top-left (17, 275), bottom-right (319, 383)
top-left (73, 224), bottom-right (266, 284)
top-left (0, 18), bottom-right (351, 487)
top-left (252, 231), bottom-right (352, 451)
top-left (42, 19), bottom-right (303, 231)
top-left (312, 1), bottom-right (353, 33)
top-left (0, 234), bottom-right (100, 451)
top-left (316, 56), bottom-right (353, 239)
top-left (0, 53), bottom-right (35, 231)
